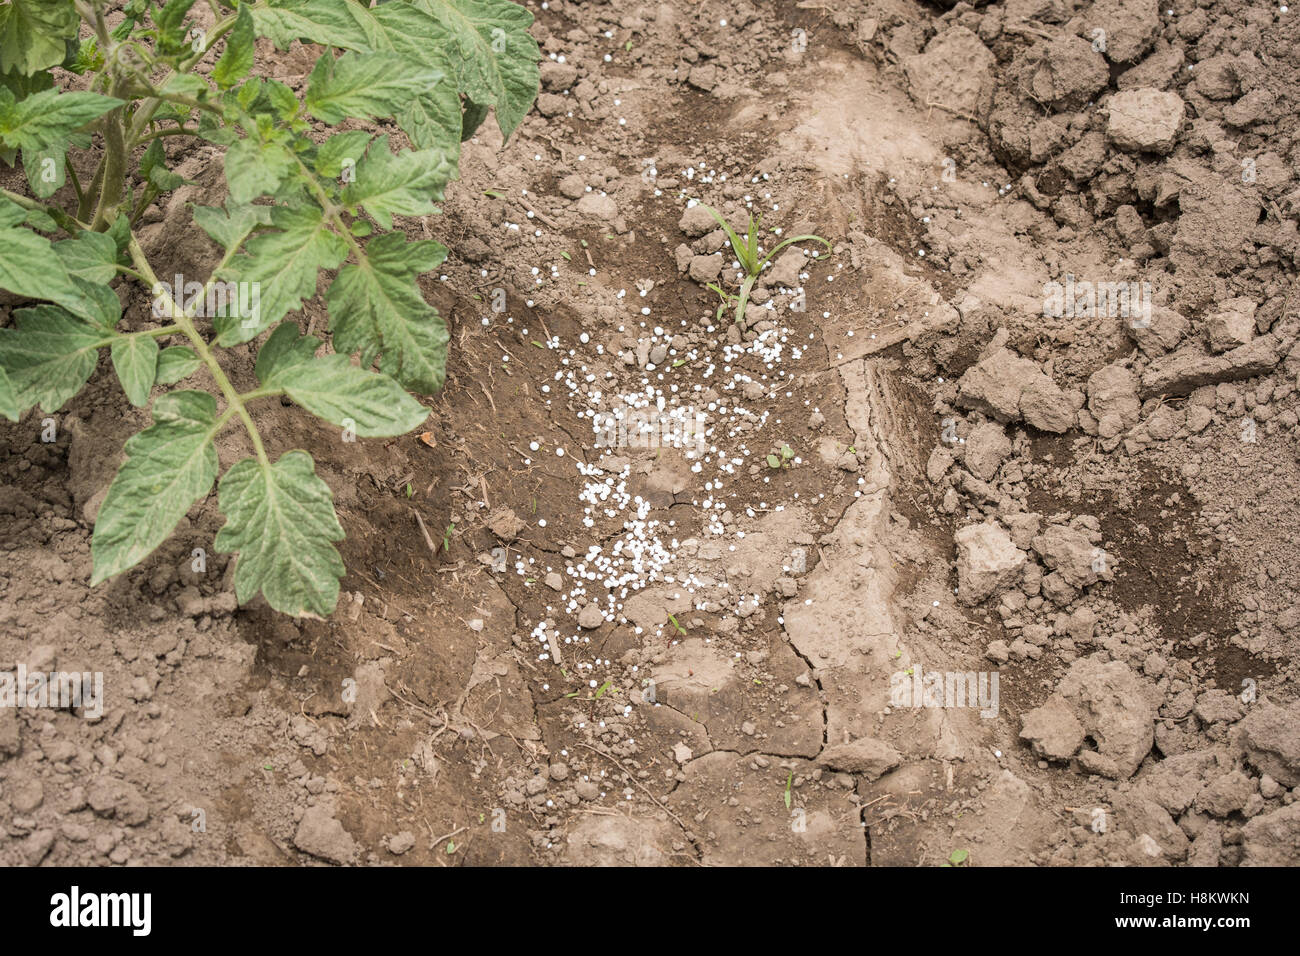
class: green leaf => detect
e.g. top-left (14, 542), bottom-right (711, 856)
top-left (0, 86), bottom-right (122, 153)
top-left (948, 848), bottom-right (969, 865)
top-left (326, 233), bottom-right (449, 393)
top-left (0, 0), bottom-right (80, 76)
top-left (312, 129), bottom-right (371, 179)
top-left (0, 304), bottom-right (104, 412)
top-left (91, 390), bottom-right (219, 585)
top-left (341, 134), bottom-right (456, 229)
top-left (191, 200), bottom-right (272, 253)
top-left (254, 321), bottom-right (318, 380)
top-left (217, 205), bottom-right (348, 344)
top-left (253, 0), bottom-right (381, 50)
top-left (22, 206), bottom-right (58, 232)
top-left (214, 450), bottom-right (345, 617)
top-left (398, 81), bottom-right (462, 160)
top-left (223, 134), bottom-right (295, 204)
top-left (213, 2), bottom-right (255, 90)
top-left (304, 50), bottom-right (441, 125)
top-left (0, 66), bottom-right (53, 99)
top-left (412, 0), bottom-right (540, 140)
top-left (140, 138), bottom-right (186, 192)
top-left (257, 328), bottom-right (428, 437)
top-left (1, 84), bottom-right (117, 199)
top-left (155, 346), bottom-right (201, 384)
top-left (53, 230), bottom-right (119, 284)
top-left (0, 364), bottom-right (18, 421)
top-left (20, 142), bottom-right (63, 197)
top-left (153, 0), bottom-right (199, 53)
top-left (253, 0), bottom-right (465, 158)
top-left (110, 335), bottom-right (159, 407)
top-left (73, 279), bottom-right (124, 331)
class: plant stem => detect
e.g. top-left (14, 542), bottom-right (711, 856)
top-left (2, 187), bottom-right (88, 234)
top-left (735, 273), bottom-right (756, 325)
top-left (125, 15), bottom-right (239, 145)
top-left (127, 234), bottom-right (270, 467)
top-left (90, 105), bottom-right (126, 232)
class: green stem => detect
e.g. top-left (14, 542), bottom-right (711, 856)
top-left (290, 153), bottom-right (366, 262)
top-left (2, 187), bottom-right (88, 234)
top-left (127, 235), bottom-right (269, 467)
top-left (66, 159), bottom-right (84, 207)
top-left (126, 15), bottom-right (239, 145)
top-left (90, 105), bottom-right (126, 232)
top-left (735, 273), bottom-right (756, 325)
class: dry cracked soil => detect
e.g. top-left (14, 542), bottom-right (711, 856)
top-left (2, 0), bottom-right (1300, 868)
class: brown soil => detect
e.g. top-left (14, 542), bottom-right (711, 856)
top-left (2, 0), bottom-right (1300, 867)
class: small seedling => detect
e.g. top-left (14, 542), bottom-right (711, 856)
top-left (943, 848), bottom-right (970, 867)
top-left (667, 613), bottom-right (687, 636)
top-left (783, 772), bottom-right (793, 810)
top-left (691, 201), bottom-right (830, 325)
top-left (442, 522), bottom-right (455, 553)
top-left (766, 444), bottom-right (795, 469)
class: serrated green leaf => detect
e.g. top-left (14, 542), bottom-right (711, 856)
top-left (253, 0), bottom-right (465, 158)
top-left (0, 364), bottom-right (18, 421)
top-left (153, 0), bottom-right (199, 53)
top-left (223, 134), bottom-right (295, 203)
top-left (217, 205), bottom-right (347, 344)
top-left (326, 233), bottom-right (449, 393)
top-left (73, 278), bottom-right (124, 331)
top-left (0, 0), bottom-right (80, 76)
top-left (0, 198), bottom-right (102, 321)
top-left (53, 230), bottom-right (118, 284)
top-left (192, 200), bottom-right (272, 253)
top-left (155, 345), bottom-right (201, 384)
top-left (215, 450), bottom-right (345, 617)
top-left (140, 138), bottom-right (186, 192)
top-left (91, 390), bottom-right (219, 585)
top-left (258, 329), bottom-right (428, 436)
top-left (110, 335), bottom-right (159, 407)
top-left (213, 1), bottom-right (255, 90)
top-left (20, 142), bottom-right (63, 197)
top-left (253, 0), bottom-right (381, 50)
top-left (1, 85), bottom-right (118, 199)
top-left (22, 206), bottom-right (57, 232)
top-left (254, 321), bottom-right (318, 381)
top-left (413, 0), bottom-right (540, 140)
top-left (398, 82), bottom-right (462, 161)
top-left (341, 134), bottom-right (456, 229)
top-left (161, 73), bottom-right (210, 100)
top-left (0, 66), bottom-right (53, 99)
top-left (312, 129), bottom-right (371, 179)
top-left (304, 51), bottom-right (440, 125)
top-left (0, 87), bottom-right (122, 153)
top-left (0, 304), bottom-right (106, 412)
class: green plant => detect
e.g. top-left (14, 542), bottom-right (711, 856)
top-left (0, 0), bottom-right (539, 616)
top-left (766, 444), bottom-right (794, 469)
top-left (691, 201), bottom-right (830, 325)
top-left (943, 848), bottom-right (970, 867)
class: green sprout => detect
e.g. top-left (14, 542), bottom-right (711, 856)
top-left (766, 444), bottom-right (795, 469)
top-left (691, 201), bottom-right (830, 325)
